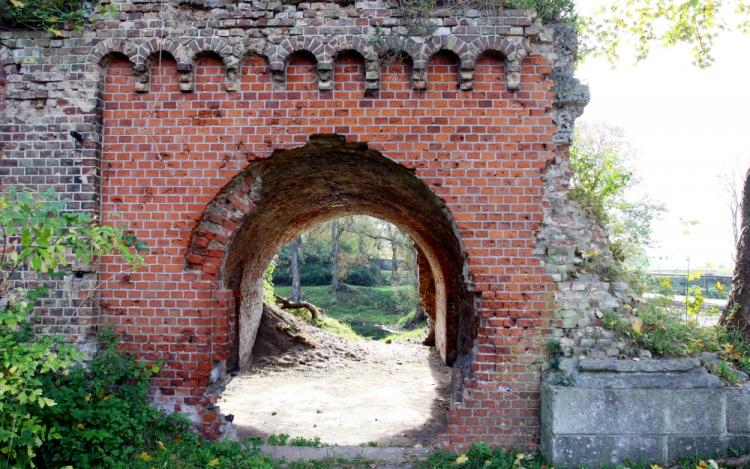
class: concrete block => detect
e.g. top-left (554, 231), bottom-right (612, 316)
top-left (665, 389), bottom-right (724, 434)
top-left (667, 437), bottom-right (727, 462)
top-left (544, 386), bottom-right (666, 435)
top-left (726, 389), bottom-right (750, 433)
top-left (546, 435), bottom-right (665, 468)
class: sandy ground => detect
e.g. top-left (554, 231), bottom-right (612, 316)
top-left (217, 340), bottom-right (451, 447)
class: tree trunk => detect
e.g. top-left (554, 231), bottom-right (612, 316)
top-left (409, 243), bottom-right (426, 323)
top-left (275, 294), bottom-right (322, 321)
top-left (290, 235), bottom-right (302, 302)
top-left (722, 166), bottom-right (750, 337)
top-left (389, 226), bottom-right (398, 285)
top-left (331, 219), bottom-right (340, 296)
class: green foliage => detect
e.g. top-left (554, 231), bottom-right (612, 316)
top-left (0, 188), bottom-right (146, 467)
top-left (266, 433), bottom-right (290, 446)
top-left (33, 327), bottom-right (179, 468)
top-left (116, 433), bottom-right (273, 469)
top-left (504, 0), bottom-right (575, 22)
top-left (342, 262), bottom-right (380, 287)
top-left (263, 259), bottom-right (277, 305)
top-left (313, 315), bottom-right (362, 341)
top-left (274, 216), bottom-right (417, 288)
top-left (579, 0), bottom-right (750, 68)
top-left (275, 284), bottom-right (418, 339)
top-left (569, 123), bottom-right (662, 271)
top-left (0, 0), bottom-right (86, 36)
top-left (381, 325), bottom-right (428, 344)
top-left (544, 340), bottom-right (563, 369)
top-left (417, 442), bottom-right (545, 469)
top-left (266, 434), bottom-right (324, 447)
top-left (0, 288), bottom-right (77, 467)
top-left (603, 292), bottom-right (750, 376)
top-left (0, 188), bottom-right (145, 276)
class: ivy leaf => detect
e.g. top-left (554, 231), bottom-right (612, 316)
top-left (47, 27), bottom-right (63, 37)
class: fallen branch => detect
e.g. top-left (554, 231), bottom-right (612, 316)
top-left (669, 454), bottom-right (750, 469)
top-left (274, 295), bottom-right (323, 321)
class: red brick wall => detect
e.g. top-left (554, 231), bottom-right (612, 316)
top-left (100, 50), bottom-right (557, 447)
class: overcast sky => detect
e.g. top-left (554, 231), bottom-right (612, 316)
top-left (572, 8), bottom-right (750, 273)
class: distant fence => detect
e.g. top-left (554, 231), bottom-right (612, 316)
top-left (647, 271), bottom-right (731, 300)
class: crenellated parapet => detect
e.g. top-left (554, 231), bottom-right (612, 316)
top-left (83, 32), bottom-right (534, 95)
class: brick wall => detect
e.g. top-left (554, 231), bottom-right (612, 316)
top-left (0, 0), bottom-right (611, 449)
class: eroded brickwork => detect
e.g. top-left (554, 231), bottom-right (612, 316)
top-left (0, 0), bottom-right (624, 448)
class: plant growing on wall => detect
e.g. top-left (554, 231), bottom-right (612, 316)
top-left (568, 122), bottom-right (662, 279)
top-left (0, 188), bottom-right (145, 467)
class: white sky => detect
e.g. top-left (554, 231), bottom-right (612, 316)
top-left (573, 7), bottom-right (750, 274)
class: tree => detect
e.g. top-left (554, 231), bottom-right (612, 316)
top-left (723, 167), bottom-right (750, 337)
top-left (290, 235), bottom-right (302, 301)
top-left (569, 123), bottom-right (662, 270)
top-left (580, 0), bottom-right (750, 68)
top-left (718, 156), bottom-right (750, 262)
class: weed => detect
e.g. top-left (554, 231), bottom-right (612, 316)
top-left (267, 434), bottom-right (290, 446)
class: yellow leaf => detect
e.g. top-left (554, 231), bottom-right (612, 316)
top-left (651, 465), bottom-right (663, 469)
top-left (716, 282), bottom-right (725, 293)
top-left (207, 458), bottom-right (220, 467)
top-left (9, 0), bottom-right (25, 7)
top-left (47, 27), bottom-right (63, 38)
top-left (76, 423), bottom-right (85, 430)
top-left (138, 452), bottom-right (152, 462)
top-left (659, 278), bottom-right (672, 289)
top-left (455, 454), bottom-right (469, 465)
top-left (629, 316), bottom-right (643, 335)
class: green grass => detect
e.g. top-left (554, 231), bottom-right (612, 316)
top-left (382, 326), bottom-right (428, 344)
top-left (275, 284), bottom-right (417, 339)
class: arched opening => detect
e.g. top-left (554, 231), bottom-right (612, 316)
top-left (197, 135), bottom-right (476, 445)
top-left (208, 135), bottom-right (475, 371)
top-left (220, 215), bottom-right (452, 446)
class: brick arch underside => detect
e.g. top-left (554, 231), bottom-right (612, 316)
top-left (194, 137), bottom-right (476, 369)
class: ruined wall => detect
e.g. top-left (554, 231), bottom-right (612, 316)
top-left (0, 0), bottom-right (624, 448)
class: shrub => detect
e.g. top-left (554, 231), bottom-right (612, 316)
top-left (343, 262), bottom-right (379, 286)
top-left (33, 327), bottom-right (182, 468)
top-left (0, 0), bottom-right (86, 35)
top-left (604, 295), bottom-right (750, 375)
top-left (0, 188), bottom-right (145, 466)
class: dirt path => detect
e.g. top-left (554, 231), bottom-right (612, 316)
top-left (217, 340), bottom-right (451, 447)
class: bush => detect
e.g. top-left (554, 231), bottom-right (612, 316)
top-left (604, 295), bottom-right (750, 375)
top-left (0, 188), bottom-right (145, 466)
top-left (33, 327), bottom-right (181, 468)
top-left (0, 287), bottom-right (78, 467)
top-left (343, 262), bottom-right (379, 286)
top-left (117, 433), bottom-right (273, 469)
top-left (0, 0), bottom-right (86, 35)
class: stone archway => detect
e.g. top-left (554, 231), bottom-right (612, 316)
top-left (188, 135), bottom-right (476, 371)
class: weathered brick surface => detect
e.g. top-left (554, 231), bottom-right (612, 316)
top-left (0, 0), bottom-right (621, 447)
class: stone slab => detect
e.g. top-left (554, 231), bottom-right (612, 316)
top-left (574, 370), bottom-right (722, 389)
top-left (726, 388), bottom-right (750, 433)
top-left (545, 435), bottom-right (666, 467)
top-left (578, 358), bottom-right (701, 373)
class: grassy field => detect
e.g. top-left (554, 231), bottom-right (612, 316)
top-left (274, 284), bottom-right (418, 339)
